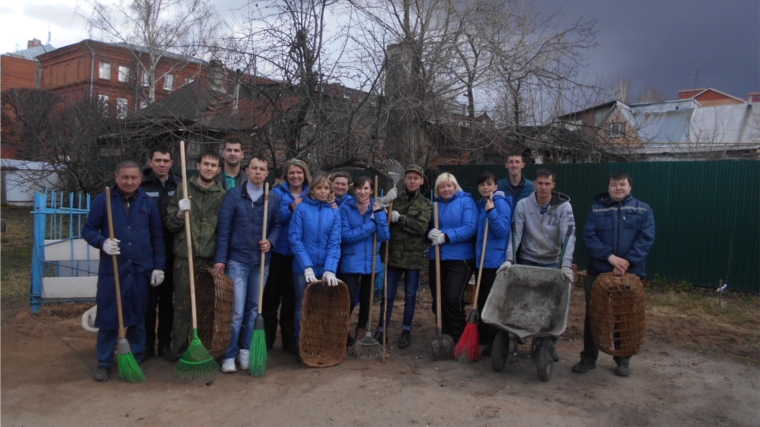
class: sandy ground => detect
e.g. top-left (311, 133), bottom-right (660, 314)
top-left (2, 287), bottom-right (758, 427)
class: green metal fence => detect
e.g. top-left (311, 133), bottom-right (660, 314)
top-left (433, 161), bottom-right (760, 293)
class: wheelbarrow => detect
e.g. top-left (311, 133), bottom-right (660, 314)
top-left (481, 265), bottom-right (572, 382)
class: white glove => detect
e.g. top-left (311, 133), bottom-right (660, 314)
top-left (390, 210), bottom-right (401, 222)
top-left (384, 187), bottom-right (398, 202)
top-left (427, 229), bottom-right (442, 241)
top-left (178, 198), bottom-right (191, 215)
top-left (323, 271), bottom-right (338, 287)
top-left (497, 261), bottom-right (512, 274)
top-left (561, 266), bottom-right (574, 283)
top-left (151, 269), bottom-right (165, 286)
top-left (304, 267), bottom-right (317, 283)
top-left (103, 238), bottom-right (121, 255)
top-left (431, 233), bottom-right (446, 246)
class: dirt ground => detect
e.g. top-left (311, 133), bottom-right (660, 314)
top-left (2, 285), bottom-right (758, 427)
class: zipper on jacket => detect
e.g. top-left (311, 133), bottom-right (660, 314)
top-left (615, 204), bottom-right (621, 255)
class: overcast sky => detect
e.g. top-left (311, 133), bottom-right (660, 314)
top-left (2, 0), bottom-right (758, 102)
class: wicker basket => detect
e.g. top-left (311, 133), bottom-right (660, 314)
top-left (590, 273), bottom-right (646, 357)
top-left (195, 267), bottom-right (234, 358)
top-left (299, 280), bottom-right (350, 368)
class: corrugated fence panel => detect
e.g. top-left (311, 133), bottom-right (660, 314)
top-left (439, 161), bottom-right (759, 292)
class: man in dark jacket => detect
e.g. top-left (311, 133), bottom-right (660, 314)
top-left (140, 147), bottom-right (182, 359)
top-left (215, 138), bottom-right (247, 190)
top-left (375, 165), bottom-right (432, 349)
top-left (164, 150), bottom-right (226, 360)
top-left (84, 161), bottom-right (166, 381)
top-left (214, 154), bottom-right (282, 373)
top-left (572, 171), bottom-right (655, 377)
top-left (497, 152), bottom-right (535, 211)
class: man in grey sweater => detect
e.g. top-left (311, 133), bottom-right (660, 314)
top-left (500, 168), bottom-right (576, 360)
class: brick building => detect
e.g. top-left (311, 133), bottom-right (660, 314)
top-left (36, 39), bottom-right (208, 118)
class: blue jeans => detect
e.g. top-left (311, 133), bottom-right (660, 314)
top-left (293, 273), bottom-right (309, 348)
top-left (377, 267), bottom-right (420, 333)
top-left (96, 323), bottom-right (146, 368)
top-left (223, 260), bottom-right (269, 360)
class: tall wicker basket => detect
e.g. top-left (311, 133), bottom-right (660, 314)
top-left (590, 272), bottom-right (646, 357)
top-left (299, 280), bottom-right (350, 368)
top-left (195, 267), bottom-right (234, 358)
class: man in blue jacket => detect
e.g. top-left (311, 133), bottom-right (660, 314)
top-left (572, 171), bottom-right (655, 377)
top-left (84, 161), bottom-right (166, 382)
top-left (215, 154), bottom-right (281, 373)
top-left (497, 152), bottom-right (535, 211)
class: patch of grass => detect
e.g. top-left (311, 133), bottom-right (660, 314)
top-left (647, 290), bottom-right (760, 335)
top-left (1, 206), bottom-right (34, 301)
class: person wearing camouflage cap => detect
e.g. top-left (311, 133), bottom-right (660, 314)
top-left (373, 164), bottom-right (431, 349)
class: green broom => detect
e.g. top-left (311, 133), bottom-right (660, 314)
top-left (173, 140), bottom-right (219, 380)
top-left (250, 182), bottom-right (270, 376)
top-left (105, 186), bottom-right (147, 383)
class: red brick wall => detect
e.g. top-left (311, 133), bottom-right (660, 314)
top-left (1, 56), bottom-right (37, 90)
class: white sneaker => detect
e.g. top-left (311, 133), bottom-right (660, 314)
top-left (221, 358), bottom-right (236, 373)
top-left (237, 350), bottom-right (250, 370)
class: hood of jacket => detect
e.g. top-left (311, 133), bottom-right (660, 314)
top-left (526, 190), bottom-right (571, 209)
top-left (437, 190), bottom-right (472, 204)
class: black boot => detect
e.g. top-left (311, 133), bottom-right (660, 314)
top-left (373, 330), bottom-right (384, 343)
top-left (614, 356), bottom-right (630, 377)
top-left (398, 331), bottom-right (411, 349)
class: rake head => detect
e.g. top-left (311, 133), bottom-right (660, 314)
top-left (381, 159), bottom-right (405, 187)
top-left (348, 331), bottom-right (384, 360)
top-left (173, 329), bottom-right (219, 380)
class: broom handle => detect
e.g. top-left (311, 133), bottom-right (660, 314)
top-left (257, 182), bottom-right (269, 314)
top-left (473, 219), bottom-right (489, 310)
top-left (367, 176), bottom-right (378, 331)
top-left (382, 199), bottom-right (393, 361)
top-left (105, 187), bottom-right (126, 337)
top-left (179, 141), bottom-right (199, 329)
top-left (434, 202), bottom-right (443, 331)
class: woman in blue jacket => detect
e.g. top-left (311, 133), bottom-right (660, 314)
top-left (427, 173), bottom-right (478, 343)
top-left (473, 171), bottom-right (512, 356)
top-left (339, 176), bottom-right (390, 345)
top-left (289, 172), bottom-right (342, 352)
top-left (262, 159), bottom-right (310, 353)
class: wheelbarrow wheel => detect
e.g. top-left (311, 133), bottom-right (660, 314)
top-left (537, 338), bottom-right (553, 382)
top-left (491, 331), bottom-right (509, 372)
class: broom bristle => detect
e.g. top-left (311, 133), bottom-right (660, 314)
top-left (173, 330), bottom-right (219, 380)
top-left (454, 322), bottom-right (481, 364)
top-left (117, 352), bottom-right (147, 383)
top-left (249, 329), bottom-right (268, 377)
top-left (349, 333), bottom-right (384, 360)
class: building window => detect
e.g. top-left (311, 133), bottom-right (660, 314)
top-left (99, 62), bottom-right (111, 80)
top-left (163, 74), bottom-right (174, 91)
top-left (142, 71), bottom-right (150, 87)
top-left (98, 94), bottom-right (110, 116)
top-left (116, 98), bottom-right (128, 119)
top-left (607, 122), bottom-right (626, 138)
top-left (118, 66), bottom-right (130, 83)
top-left (185, 77), bottom-right (194, 85)
top-left (140, 100), bottom-right (148, 110)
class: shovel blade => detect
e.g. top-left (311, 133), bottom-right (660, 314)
top-left (430, 333), bottom-right (455, 361)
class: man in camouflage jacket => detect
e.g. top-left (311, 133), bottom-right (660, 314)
top-left (164, 150), bottom-right (226, 359)
top-left (375, 165), bottom-right (432, 349)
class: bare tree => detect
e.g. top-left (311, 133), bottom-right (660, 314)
top-left (609, 78), bottom-right (632, 104)
top-left (82, 0), bottom-right (221, 103)
top-left (1, 88), bottom-right (149, 195)
top-left (635, 84), bottom-right (665, 104)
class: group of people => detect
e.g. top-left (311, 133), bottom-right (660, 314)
top-left (84, 141), bottom-right (655, 382)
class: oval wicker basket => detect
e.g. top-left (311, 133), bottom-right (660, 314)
top-left (590, 272), bottom-right (646, 357)
top-left (299, 280), bottom-right (350, 368)
top-left (195, 267), bottom-right (234, 358)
